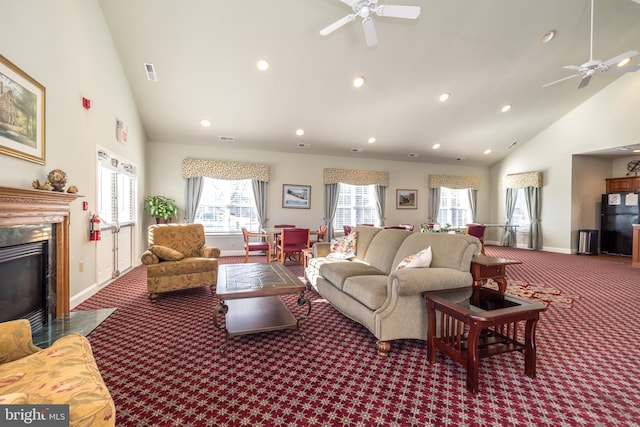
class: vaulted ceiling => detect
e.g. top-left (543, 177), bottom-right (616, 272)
top-left (98, 0), bottom-right (640, 166)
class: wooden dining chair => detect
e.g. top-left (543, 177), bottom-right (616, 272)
top-left (465, 223), bottom-right (487, 254)
top-left (343, 225), bottom-right (353, 235)
top-left (273, 224), bottom-right (296, 228)
top-left (276, 228), bottom-right (310, 264)
top-left (241, 227), bottom-right (271, 262)
top-left (315, 225), bottom-right (328, 243)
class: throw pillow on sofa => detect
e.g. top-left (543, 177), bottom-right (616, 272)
top-left (396, 246), bottom-right (432, 269)
top-left (327, 231), bottom-right (358, 260)
top-left (149, 245), bottom-right (185, 261)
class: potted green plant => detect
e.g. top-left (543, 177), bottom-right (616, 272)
top-left (144, 195), bottom-right (179, 223)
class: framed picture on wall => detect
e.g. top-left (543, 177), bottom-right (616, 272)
top-left (282, 184), bottom-right (311, 209)
top-left (396, 189), bottom-right (417, 209)
top-left (0, 55), bottom-right (46, 165)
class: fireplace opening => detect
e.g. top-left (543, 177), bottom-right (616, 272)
top-left (0, 224), bottom-right (55, 334)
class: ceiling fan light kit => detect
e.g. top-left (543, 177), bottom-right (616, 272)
top-left (543, 0), bottom-right (640, 89)
top-left (320, 0), bottom-right (421, 47)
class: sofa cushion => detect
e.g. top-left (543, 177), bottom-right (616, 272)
top-left (149, 245), bottom-right (185, 261)
top-left (149, 223), bottom-right (206, 258)
top-left (396, 246), bottom-right (432, 270)
top-left (392, 232), bottom-right (480, 271)
top-left (146, 257), bottom-right (218, 277)
top-left (327, 231), bottom-right (358, 260)
top-left (342, 275), bottom-right (389, 310)
top-left (362, 228), bottom-right (412, 274)
top-left (319, 261), bottom-right (386, 290)
top-left (0, 334), bottom-right (115, 426)
top-left (351, 226), bottom-right (383, 261)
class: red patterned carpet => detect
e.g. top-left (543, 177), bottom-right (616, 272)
top-left (76, 248), bottom-right (640, 426)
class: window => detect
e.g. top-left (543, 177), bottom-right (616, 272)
top-left (437, 187), bottom-right (472, 228)
top-left (194, 178), bottom-right (259, 233)
top-left (333, 183), bottom-right (380, 230)
top-left (511, 188), bottom-right (531, 230)
top-left (98, 155), bottom-right (136, 225)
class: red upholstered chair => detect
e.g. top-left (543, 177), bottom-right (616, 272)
top-left (273, 224), bottom-right (296, 229)
top-left (466, 223), bottom-right (487, 254)
top-left (343, 225), bottom-right (353, 235)
top-left (241, 227), bottom-right (271, 262)
top-left (276, 228), bottom-right (310, 264)
top-left (399, 223), bottom-right (414, 231)
top-left (315, 225), bottom-right (328, 243)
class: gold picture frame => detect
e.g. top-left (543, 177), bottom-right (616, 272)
top-left (0, 55), bottom-right (46, 164)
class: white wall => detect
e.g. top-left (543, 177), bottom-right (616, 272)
top-left (146, 142), bottom-right (491, 252)
top-left (491, 71), bottom-right (640, 253)
top-left (0, 0), bottom-right (147, 303)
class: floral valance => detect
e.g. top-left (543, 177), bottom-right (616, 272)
top-left (323, 168), bottom-right (389, 186)
top-left (182, 158), bottom-right (270, 182)
top-left (428, 175), bottom-right (480, 190)
top-left (505, 171), bottom-right (542, 189)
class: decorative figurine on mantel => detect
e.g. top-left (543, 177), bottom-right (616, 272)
top-left (31, 169), bottom-right (78, 193)
top-left (47, 169), bottom-right (67, 192)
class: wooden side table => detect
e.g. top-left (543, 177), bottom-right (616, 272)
top-left (425, 287), bottom-right (546, 394)
top-left (471, 255), bottom-right (522, 293)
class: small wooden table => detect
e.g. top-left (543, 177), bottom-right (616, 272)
top-left (425, 287), bottom-right (546, 394)
top-left (214, 263), bottom-right (311, 352)
top-left (471, 255), bottom-right (522, 293)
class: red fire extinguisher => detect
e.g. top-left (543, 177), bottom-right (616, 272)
top-left (90, 214), bottom-right (101, 241)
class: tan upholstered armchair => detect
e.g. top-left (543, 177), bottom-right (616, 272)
top-left (140, 224), bottom-right (220, 302)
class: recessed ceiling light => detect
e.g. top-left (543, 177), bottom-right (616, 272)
top-left (540, 30), bottom-right (556, 44)
top-left (295, 128), bottom-right (304, 136)
top-left (257, 59), bottom-right (269, 71)
top-left (432, 143), bottom-right (440, 150)
top-left (501, 104), bottom-right (512, 113)
top-left (617, 57), bottom-right (632, 67)
top-left (353, 76), bottom-right (366, 88)
top-left (484, 149), bottom-right (492, 155)
top-left (439, 93), bottom-right (451, 102)
top-left (368, 137), bottom-right (376, 144)
top-left (200, 119), bottom-right (212, 128)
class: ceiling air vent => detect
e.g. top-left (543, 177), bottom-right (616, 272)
top-left (297, 143), bottom-right (311, 149)
top-left (219, 136), bottom-right (235, 142)
top-left (351, 148), bottom-right (364, 153)
top-left (144, 63), bottom-right (157, 81)
top-left (408, 153), bottom-right (420, 158)
top-left (507, 141), bottom-right (518, 150)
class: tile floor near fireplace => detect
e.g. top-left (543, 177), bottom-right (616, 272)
top-left (32, 308), bottom-right (117, 348)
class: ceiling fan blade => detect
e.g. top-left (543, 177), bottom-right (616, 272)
top-left (339, 0), bottom-right (359, 6)
top-left (602, 50), bottom-right (639, 67)
top-left (562, 65), bottom-right (581, 71)
top-left (362, 17), bottom-right (378, 47)
top-left (376, 5), bottom-right (421, 19)
top-left (319, 14), bottom-right (356, 36)
top-left (577, 74), bottom-right (592, 89)
top-left (542, 74), bottom-right (578, 88)
top-left (611, 64), bottom-right (640, 73)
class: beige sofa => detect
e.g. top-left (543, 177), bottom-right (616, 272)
top-left (305, 226), bottom-right (481, 356)
top-left (0, 319), bottom-right (115, 426)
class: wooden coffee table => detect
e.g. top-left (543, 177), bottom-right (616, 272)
top-left (425, 287), bottom-right (546, 394)
top-left (214, 263), bottom-right (311, 352)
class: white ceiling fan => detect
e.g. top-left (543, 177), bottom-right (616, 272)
top-left (543, 0), bottom-right (640, 89)
top-left (319, 0), bottom-right (420, 47)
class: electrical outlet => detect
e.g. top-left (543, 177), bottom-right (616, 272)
top-left (79, 261), bottom-right (84, 272)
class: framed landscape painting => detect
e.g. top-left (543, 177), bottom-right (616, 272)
top-left (282, 184), bottom-right (311, 209)
top-left (396, 189), bottom-right (417, 209)
top-left (0, 55), bottom-right (46, 165)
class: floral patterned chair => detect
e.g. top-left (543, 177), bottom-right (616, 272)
top-left (140, 223), bottom-right (220, 301)
top-left (0, 319), bottom-right (115, 426)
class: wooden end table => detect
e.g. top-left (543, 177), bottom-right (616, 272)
top-left (471, 254), bottom-right (522, 293)
top-left (425, 287), bottom-right (546, 394)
